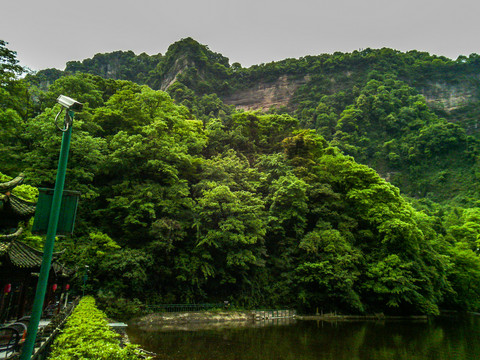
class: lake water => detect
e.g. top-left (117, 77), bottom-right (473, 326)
top-left (127, 314), bottom-right (480, 360)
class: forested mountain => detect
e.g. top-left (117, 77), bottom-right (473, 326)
top-left (2, 38), bottom-right (480, 316)
top-left (31, 38), bottom-right (480, 204)
top-left (35, 38), bottom-right (480, 131)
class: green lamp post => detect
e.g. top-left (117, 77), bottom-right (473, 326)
top-left (20, 95), bottom-right (83, 360)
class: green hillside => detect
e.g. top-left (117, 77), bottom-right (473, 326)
top-left (2, 39), bottom-right (480, 316)
top-left (31, 38), bottom-right (480, 204)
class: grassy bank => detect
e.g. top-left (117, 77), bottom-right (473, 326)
top-left (49, 296), bottom-right (147, 360)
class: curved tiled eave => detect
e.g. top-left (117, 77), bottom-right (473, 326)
top-left (0, 173), bottom-right (25, 192)
top-left (9, 194), bottom-right (36, 217)
top-left (0, 240), bottom-right (72, 277)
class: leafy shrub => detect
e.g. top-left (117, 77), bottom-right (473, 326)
top-left (48, 296), bottom-right (146, 360)
top-left (96, 293), bottom-right (144, 321)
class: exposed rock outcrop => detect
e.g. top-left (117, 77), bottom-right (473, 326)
top-left (222, 75), bottom-right (310, 111)
top-left (421, 80), bottom-right (478, 112)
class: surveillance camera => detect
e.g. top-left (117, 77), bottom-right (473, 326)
top-left (57, 95), bottom-right (83, 112)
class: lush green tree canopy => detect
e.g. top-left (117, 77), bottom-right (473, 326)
top-left (2, 39), bottom-right (480, 315)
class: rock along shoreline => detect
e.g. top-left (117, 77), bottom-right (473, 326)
top-left (129, 310), bottom-right (430, 329)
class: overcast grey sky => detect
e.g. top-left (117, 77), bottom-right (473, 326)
top-left (2, 0), bottom-right (479, 71)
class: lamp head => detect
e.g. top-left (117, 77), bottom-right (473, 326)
top-left (57, 95), bottom-right (83, 112)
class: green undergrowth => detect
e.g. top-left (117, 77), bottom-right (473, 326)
top-left (48, 296), bottom-right (147, 360)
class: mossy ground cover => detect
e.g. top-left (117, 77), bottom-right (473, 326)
top-left (48, 296), bottom-right (146, 360)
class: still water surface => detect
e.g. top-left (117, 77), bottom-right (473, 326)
top-left (127, 315), bottom-right (480, 360)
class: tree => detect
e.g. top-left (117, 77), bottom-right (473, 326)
top-left (296, 229), bottom-right (363, 312)
top-left (190, 183), bottom-right (266, 303)
top-left (0, 40), bottom-right (23, 86)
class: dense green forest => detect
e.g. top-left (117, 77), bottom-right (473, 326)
top-left (2, 38), bottom-right (480, 316)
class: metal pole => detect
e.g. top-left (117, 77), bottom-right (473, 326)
top-left (20, 111), bottom-right (74, 360)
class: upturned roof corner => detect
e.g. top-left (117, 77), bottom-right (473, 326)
top-left (0, 173), bottom-right (25, 192)
top-left (0, 173), bottom-right (73, 276)
top-left (0, 173), bottom-right (36, 240)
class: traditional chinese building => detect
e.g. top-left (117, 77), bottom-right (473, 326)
top-left (0, 173), bottom-right (36, 238)
top-left (0, 174), bottom-right (73, 322)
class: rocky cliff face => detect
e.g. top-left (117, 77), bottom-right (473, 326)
top-left (29, 39), bottom-right (480, 134)
top-left (159, 57), bottom-right (193, 91)
top-left (222, 75), bottom-right (310, 111)
top-left (217, 76), bottom-right (478, 134)
top-left (418, 79), bottom-right (480, 133)
top-left (421, 81), bottom-right (477, 112)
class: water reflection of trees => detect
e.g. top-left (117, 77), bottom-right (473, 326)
top-left (127, 316), bottom-right (480, 360)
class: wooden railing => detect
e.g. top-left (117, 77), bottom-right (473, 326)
top-left (144, 303), bottom-right (225, 313)
top-left (30, 298), bottom-right (80, 360)
top-left (6, 298), bottom-right (80, 360)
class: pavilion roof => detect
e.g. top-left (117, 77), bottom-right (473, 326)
top-left (0, 239), bottom-right (73, 277)
top-left (8, 194), bottom-right (37, 218)
top-left (0, 173), bottom-right (25, 193)
top-left (0, 174), bottom-right (73, 277)
top-left (0, 173), bottom-right (37, 233)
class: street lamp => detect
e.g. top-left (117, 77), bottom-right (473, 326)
top-left (20, 95), bottom-right (82, 360)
